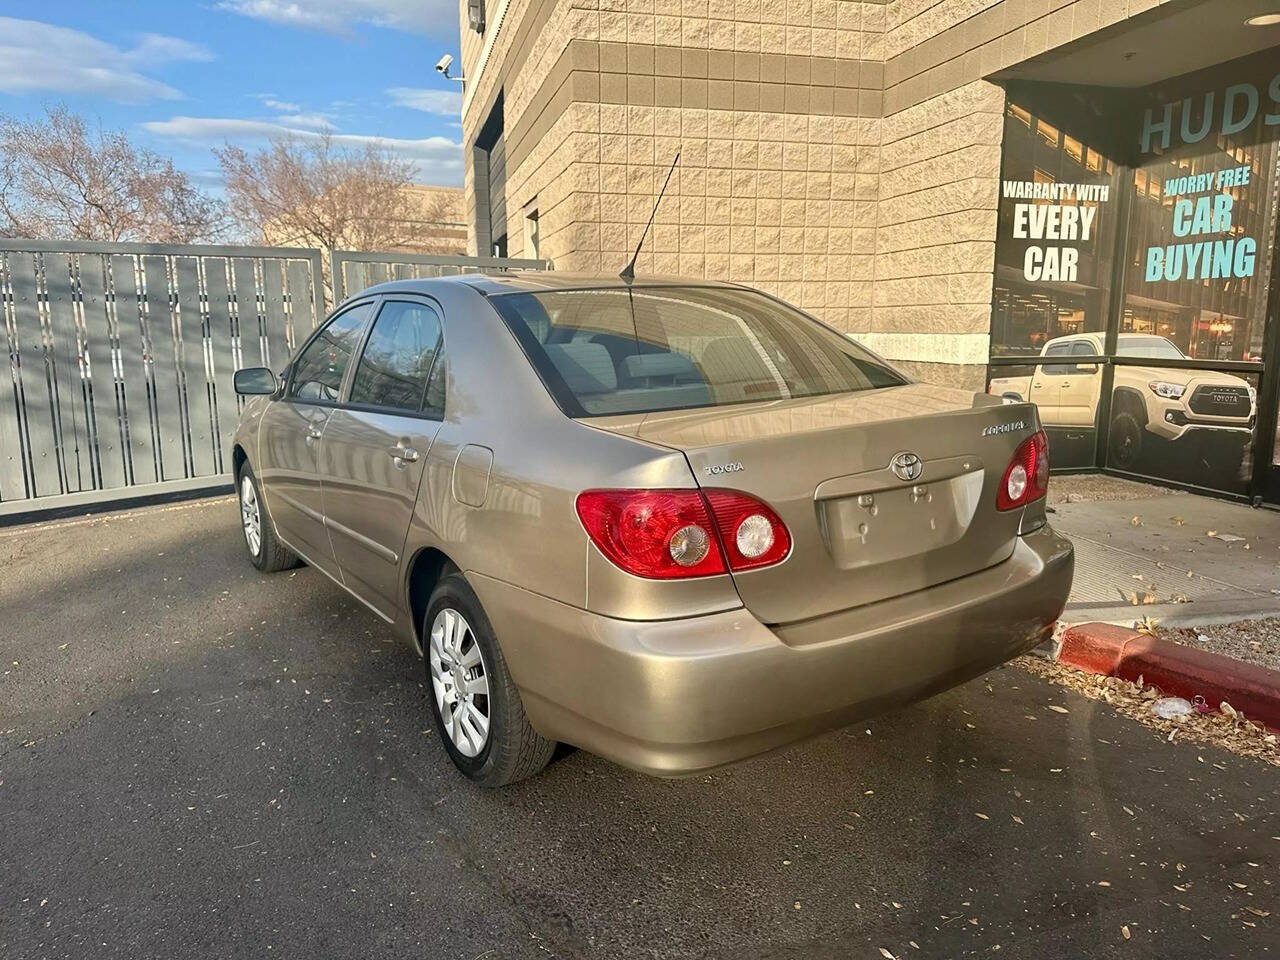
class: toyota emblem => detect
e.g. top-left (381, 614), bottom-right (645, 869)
top-left (890, 451), bottom-right (923, 482)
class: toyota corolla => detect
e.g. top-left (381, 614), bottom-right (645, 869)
top-left (231, 274), bottom-right (1074, 786)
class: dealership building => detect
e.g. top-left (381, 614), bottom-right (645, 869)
top-left (457, 0), bottom-right (1280, 504)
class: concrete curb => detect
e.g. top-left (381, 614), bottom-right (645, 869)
top-left (1058, 622), bottom-right (1280, 731)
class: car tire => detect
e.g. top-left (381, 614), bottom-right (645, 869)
top-left (237, 463), bottom-right (301, 573)
top-left (423, 572), bottom-right (555, 787)
top-left (1108, 410), bottom-right (1144, 470)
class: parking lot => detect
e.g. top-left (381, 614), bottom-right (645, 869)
top-left (2, 496), bottom-right (1277, 959)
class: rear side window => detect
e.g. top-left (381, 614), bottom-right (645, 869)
top-left (349, 300), bottom-right (445, 415)
top-left (288, 301), bottom-right (374, 402)
top-left (492, 286), bottom-right (906, 417)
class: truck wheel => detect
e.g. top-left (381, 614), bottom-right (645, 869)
top-left (423, 573), bottom-right (556, 787)
top-left (1108, 411), bottom-right (1143, 469)
top-left (237, 463), bottom-right (301, 572)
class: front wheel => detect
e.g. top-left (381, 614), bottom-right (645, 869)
top-left (237, 464), bottom-right (300, 572)
top-left (1108, 410), bottom-right (1144, 470)
top-left (424, 573), bottom-right (555, 786)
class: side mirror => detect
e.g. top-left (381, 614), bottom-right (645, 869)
top-left (234, 367), bottom-right (278, 395)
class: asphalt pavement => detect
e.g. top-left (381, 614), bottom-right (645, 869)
top-left (2, 497), bottom-right (1277, 959)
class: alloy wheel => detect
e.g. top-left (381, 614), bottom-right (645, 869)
top-left (428, 607), bottom-right (491, 757)
top-left (240, 476), bottom-right (262, 557)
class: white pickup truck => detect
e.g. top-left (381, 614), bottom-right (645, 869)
top-left (988, 332), bottom-right (1256, 470)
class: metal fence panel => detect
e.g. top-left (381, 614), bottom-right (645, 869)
top-left (9, 253), bottom-right (60, 498)
top-left (142, 255), bottom-right (184, 481)
top-left (204, 259), bottom-right (235, 470)
top-left (111, 254), bottom-right (153, 485)
top-left (0, 256), bottom-right (28, 499)
top-left (0, 241), bottom-right (324, 513)
top-left (79, 256), bottom-right (128, 491)
top-left (176, 256), bottom-right (215, 478)
top-left (284, 259), bottom-right (315, 358)
top-left (330, 250), bottom-right (550, 302)
top-left (230, 258), bottom-right (263, 370)
top-left (46, 253), bottom-right (86, 493)
top-left (1, 241), bottom-right (538, 515)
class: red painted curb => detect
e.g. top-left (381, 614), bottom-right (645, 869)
top-left (1059, 622), bottom-right (1280, 732)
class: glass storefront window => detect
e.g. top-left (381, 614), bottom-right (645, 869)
top-left (1123, 137), bottom-right (1279, 362)
top-left (991, 50), bottom-right (1279, 501)
top-left (991, 95), bottom-right (1123, 357)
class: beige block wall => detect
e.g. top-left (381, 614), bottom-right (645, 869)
top-left (461, 0), bottom-right (1183, 386)
top-left (860, 78), bottom-right (1006, 387)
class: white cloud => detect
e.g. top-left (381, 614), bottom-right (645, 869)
top-left (217, 0), bottom-right (454, 35)
top-left (388, 86), bottom-right (461, 117)
top-left (132, 33), bottom-right (215, 63)
top-left (255, 94), bottom-right (301, 112)
top-left (142, 115), bottom-right (464, 184)
top-left (0, 18), bottom-right (210, 103)
top-left (276, 112), bottom-right (335, 130)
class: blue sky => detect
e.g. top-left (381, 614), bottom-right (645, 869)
top-left (0, 1), bottom-right (466, 187)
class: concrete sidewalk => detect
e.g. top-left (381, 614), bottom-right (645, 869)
top-left (1049, 476), bottom-right (1280, 627)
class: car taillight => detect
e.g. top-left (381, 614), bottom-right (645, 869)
top-left (575, 489), bottom-right (726, 579)
top-left (575, 488), bottom-right (792, 579)
top-left (703, 489), bottom-right (791, 570)
top-left (996, 430), bottom-right (1049, 511)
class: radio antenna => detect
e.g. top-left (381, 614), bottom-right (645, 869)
top-left (619, 151), bottom-right (679, 282)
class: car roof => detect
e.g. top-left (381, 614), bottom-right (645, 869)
top-left (355, 271), bottom-right (747, 299)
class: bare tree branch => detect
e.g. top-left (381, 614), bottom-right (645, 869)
top-left (0, 105), bottom-right (223, 243)
top-left (216, 134), bottom-right (465, 292)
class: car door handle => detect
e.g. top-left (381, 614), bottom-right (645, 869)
top-left (389, 444), bottom-right (419, 463)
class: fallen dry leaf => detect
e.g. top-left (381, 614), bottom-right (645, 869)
top-left (1016, 657), bottom-right (1280, 767)
top-left (1048, 705), bottom-right (1070, 714)
top-left (1122, 925), bottom-right (1131, 940)
top-left (879, 948), bottom-right (897, 960)
top-left (1135, 616), bottom-right (1160, 636)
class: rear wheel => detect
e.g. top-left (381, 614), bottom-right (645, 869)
top-left (424, 573), bottom-right (555, 786)
top-left (237, 463), bottom-right (300, 572)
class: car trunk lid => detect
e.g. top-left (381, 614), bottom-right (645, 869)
top-left (585, 384), bottom-right (1041, 624)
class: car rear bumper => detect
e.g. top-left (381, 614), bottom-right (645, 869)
top-left (470, 523), bottom-right (1074, 777)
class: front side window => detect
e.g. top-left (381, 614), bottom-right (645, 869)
top-left (288, 301), bottom-right (374, 402)
top-left (493, 286), bottom-right (905, 417)
top-left (1041, 340), bottom-right (1076, 375)
top-left (349, 300), bottom-right (445, 415)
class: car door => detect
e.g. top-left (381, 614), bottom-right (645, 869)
top-left (319, 297), bottom-right (447, 620)
top-left (1057, 339), bottom-right (1103, 426)
top-left (1026, 341), bottom-right (1073, 425)
top-left (257, 299), bottom-right (376, 576)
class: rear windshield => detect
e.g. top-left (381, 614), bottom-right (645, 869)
top-left (492, 286), bottom-right (906, 417)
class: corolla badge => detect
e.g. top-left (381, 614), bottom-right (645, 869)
top-left (981, 419), bottom-right (1027, 437)
top-left (889, 451), bottom-right (923, 482)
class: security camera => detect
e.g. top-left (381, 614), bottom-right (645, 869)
top-left (435, 54), bottom-right (454, 75)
